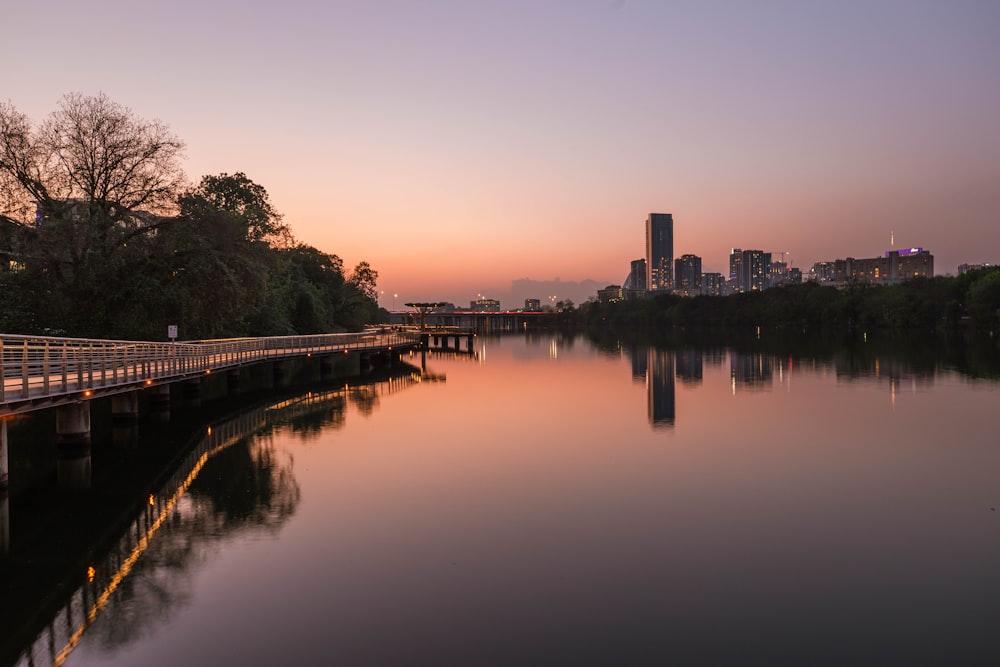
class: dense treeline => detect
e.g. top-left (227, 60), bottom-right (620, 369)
top-left (580, 269), bottom-right (1000, 333)
top-left (0, 94), bottom-right (384, 340)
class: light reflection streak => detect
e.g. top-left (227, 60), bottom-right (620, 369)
top-left (18, 374), bottom-right (421, 667)
top-left (52, 435), bottom-right (238, 666)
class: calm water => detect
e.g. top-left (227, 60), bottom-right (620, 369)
top-left (8, 333), bottom-right (1000, 666)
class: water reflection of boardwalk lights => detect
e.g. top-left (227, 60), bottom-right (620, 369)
top-left (16, 374), bottom-right (420, 667)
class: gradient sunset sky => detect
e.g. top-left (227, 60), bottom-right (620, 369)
top-left (4, 1), bottom-right (998, 306)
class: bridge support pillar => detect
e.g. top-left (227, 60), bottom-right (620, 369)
top-left (56, 402), bottom-right (91, 490)
top-left (111, 393), bottom-right (140, 447)
top-left (56, 402), bottom-right (91, 446)
top-left (111, 391), bottom-right (139, 422)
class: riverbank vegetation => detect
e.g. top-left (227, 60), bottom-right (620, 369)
top-left (579, 269), bottom-right (1000, 334)
top-left (0, 93), bottom-right (384, 340)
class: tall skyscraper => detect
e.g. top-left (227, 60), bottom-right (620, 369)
top-left (729, 249), bottom-right (743, 291)
top-left (646, 213), bottom-right (673, 291)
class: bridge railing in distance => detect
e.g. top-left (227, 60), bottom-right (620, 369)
top-left (0, 330), bottom-right (420, 411)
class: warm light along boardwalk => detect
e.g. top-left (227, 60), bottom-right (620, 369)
top-left (0, 330), bottom-right (421, 416)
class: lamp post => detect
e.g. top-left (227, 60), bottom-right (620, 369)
top-left (393, 293), bottom-right (397, 311)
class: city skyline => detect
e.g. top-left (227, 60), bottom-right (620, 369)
top-left (4, 1), bottom-right (998, 307)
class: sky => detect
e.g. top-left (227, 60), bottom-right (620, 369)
top-left (3, 0), bottom-right (999, 307)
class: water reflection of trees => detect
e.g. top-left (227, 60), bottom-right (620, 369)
top-left (9, 371), bottom-right (424, 666)
top-left (585, 327), bottom-right (1000, 381)
top-left (86, 436), bottom-right (299, 652)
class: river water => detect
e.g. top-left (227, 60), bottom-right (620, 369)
top-left (7, 332), bottom-right (1000, 666)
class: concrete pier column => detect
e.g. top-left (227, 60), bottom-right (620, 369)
top-left (56, 402), bottom-right (91, 446)
top-left (148, 384), bottom-right (171, 422)
top-left (111, 391), bottom-right (139, 422)
top-left (182, 378), bottom-right (202, 408)
top-left (56, 402), bottom-right (91, 490)
top-left (0, 420), bottom-right (8, 490)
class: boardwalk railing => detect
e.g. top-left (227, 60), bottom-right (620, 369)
top-left (1, 330), bottom-right (420, 414)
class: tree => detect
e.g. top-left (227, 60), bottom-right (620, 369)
top-left (967, 269), bottom-right (1000, 331)
top-left (179, 172), bottom-right (289, 244)
top-left (0, 93), bottom-right (186, 336)
top-left (1, 93), bottom-right (185, 223)
top-left (349, 261), bottom-right (379, 302)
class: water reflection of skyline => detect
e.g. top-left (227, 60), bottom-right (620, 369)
top-left (621, 342), bottom-right (949, 428)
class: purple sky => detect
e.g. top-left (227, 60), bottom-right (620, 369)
top-left (4, 1), bottom-right (999, 306)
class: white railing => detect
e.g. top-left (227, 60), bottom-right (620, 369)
top-left (0, 330), bottom-right (420, 412)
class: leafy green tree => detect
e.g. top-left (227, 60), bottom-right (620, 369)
top-left (967, 269), bottom-right (1000, 331)
top-left (179, 172), bottom-right (289, 244)
top-left (349, 261), bottom-right (379, 302)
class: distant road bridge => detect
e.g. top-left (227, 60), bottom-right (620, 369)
top-left (392, 309), bottom-right (555, 333)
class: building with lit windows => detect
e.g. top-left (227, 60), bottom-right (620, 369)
top-left (730, 249), bottom-right (770, 292)
top-left (624, 258), bottom-right (647, 295)
top-left (597, 285), bottom-right (623, 303)
top-left (814, 248), bottom-right (934, 284)
top-left (470, 298), bottom-right (500, 312)
top-left (646, 213), bottom-right (673, 291)
top-left (702, 272), bottom-right (724, 296)
top-left (674, 254), bottom-right (702, 296)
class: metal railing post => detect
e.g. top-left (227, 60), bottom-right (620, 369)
top-left (43, 342), bottom-right (50, 395)
top-left (21, 340), bottom-right (29, 398)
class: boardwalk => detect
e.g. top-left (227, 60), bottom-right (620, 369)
top-left (0, 330), bottom-right (421, 416)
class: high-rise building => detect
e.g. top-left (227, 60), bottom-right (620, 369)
top-left (730, 249), bottom-right (769, 292)
top-left (625, 258), bottom-right (647, 291)
top-left (646, 213), bottom-right (673, 291)
top-left (744, 250), bottom-right (770, 291)
top-left (729, 249), bottom-right (743, 290)
top-left (674, 254), bottom-right (702, 296)
top-left (702, 272), bottom-right (724, 296)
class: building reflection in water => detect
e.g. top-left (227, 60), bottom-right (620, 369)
top-left (675, 348), bottom-right (704, 385)
top-left (646, 349), bottom-right (675, 428)
top-left (630, 344), bottom-right (647, 384)
top-left (730, 351), bottom-right (775, 393)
